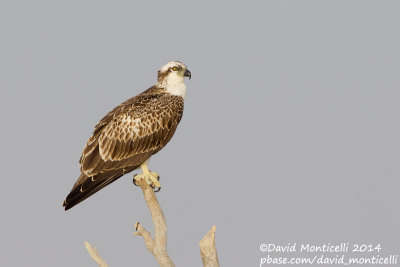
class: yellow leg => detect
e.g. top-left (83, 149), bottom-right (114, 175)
top-left (133, 160), bottom-right (161, 188)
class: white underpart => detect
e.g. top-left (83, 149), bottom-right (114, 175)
top-left (164, 72), bottom-right (187, 98)
top-left (158, 61), bottom-right (188, 99)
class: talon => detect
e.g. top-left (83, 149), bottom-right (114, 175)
top-left (133, 160), bottom-right (162, 189)
top-left (133, 175), bottom-right (139, 186)
top-left (148, 182), bottom-right (160, 192)
top-left (132, 174), bottom-right (143, 186)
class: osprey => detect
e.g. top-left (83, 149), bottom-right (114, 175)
top-left (63, 61), bottom-right (191, 210)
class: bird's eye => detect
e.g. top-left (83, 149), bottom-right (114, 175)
top-left (172, 67), bottom-right (178, 71)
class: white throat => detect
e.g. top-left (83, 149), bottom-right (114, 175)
top-left (158, 73), bottom-right (187, 99)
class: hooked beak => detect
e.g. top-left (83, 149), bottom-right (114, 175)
top-left (184, 69), bottom-right (191, 80)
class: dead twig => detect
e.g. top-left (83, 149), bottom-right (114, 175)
top-left (133, 179), bottom-right (175, 267)
top-left (84, 241), bottom-right (109, 267)
top-left (199, 226), bottom-right (220, 267)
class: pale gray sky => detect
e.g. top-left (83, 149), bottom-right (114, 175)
top-left (1, 1), bottom-right (399, 266)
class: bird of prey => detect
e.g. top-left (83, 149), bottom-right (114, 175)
top-left (63, 61), bottom-right (191, 210)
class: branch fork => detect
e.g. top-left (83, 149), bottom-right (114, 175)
top-left (133, 179), bottom-right (175, 267)
top-left (85, 178), bottom-right (219, 267)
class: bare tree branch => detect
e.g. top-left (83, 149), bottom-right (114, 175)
top-left (83, 180), bottom-right (220, 267)
top-left (199, 226), bottom-right (220, 267)
top-left (84, 241), bottom-right (109, 267)
top-left (133, 179), bottom-right (175, 267)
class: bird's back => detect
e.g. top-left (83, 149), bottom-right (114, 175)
top-left (63, 87), bottom-right (184, 210)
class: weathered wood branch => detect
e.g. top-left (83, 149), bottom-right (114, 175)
top-left (199, 225), bottom-right (219, 267)
top-left (133, 179), bottom-right (175, 267)
top-left (84, 241), bottom-right (109, 267)
top-left (84, 178), bottom-right (220, 267)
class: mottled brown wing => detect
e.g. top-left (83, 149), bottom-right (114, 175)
top-left (63, 91), bottom-right (184, 210)
top-left (81, 93), bottom-right (184, 176)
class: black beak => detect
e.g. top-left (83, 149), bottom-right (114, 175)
top-left (184, 69), bottom-right (191, 80)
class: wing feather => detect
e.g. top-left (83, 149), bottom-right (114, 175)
top-left (65, 89), bottom-right (184, 210)
top-left (80, 92), bottom-right (184, 176)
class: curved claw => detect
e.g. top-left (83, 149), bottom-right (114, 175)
top-left (133, 172), bottom-right (160, 190)
top-left (133, 175), bottom-right (139, 186)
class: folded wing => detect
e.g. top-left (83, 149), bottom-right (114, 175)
top-left (63, 90), bottom-right (184, 210)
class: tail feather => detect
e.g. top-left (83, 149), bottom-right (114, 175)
top-left (63, 166), bottom-right (137, 210)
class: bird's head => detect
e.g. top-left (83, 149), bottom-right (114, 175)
top-left (157, 61), bottom-right (191, 98)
